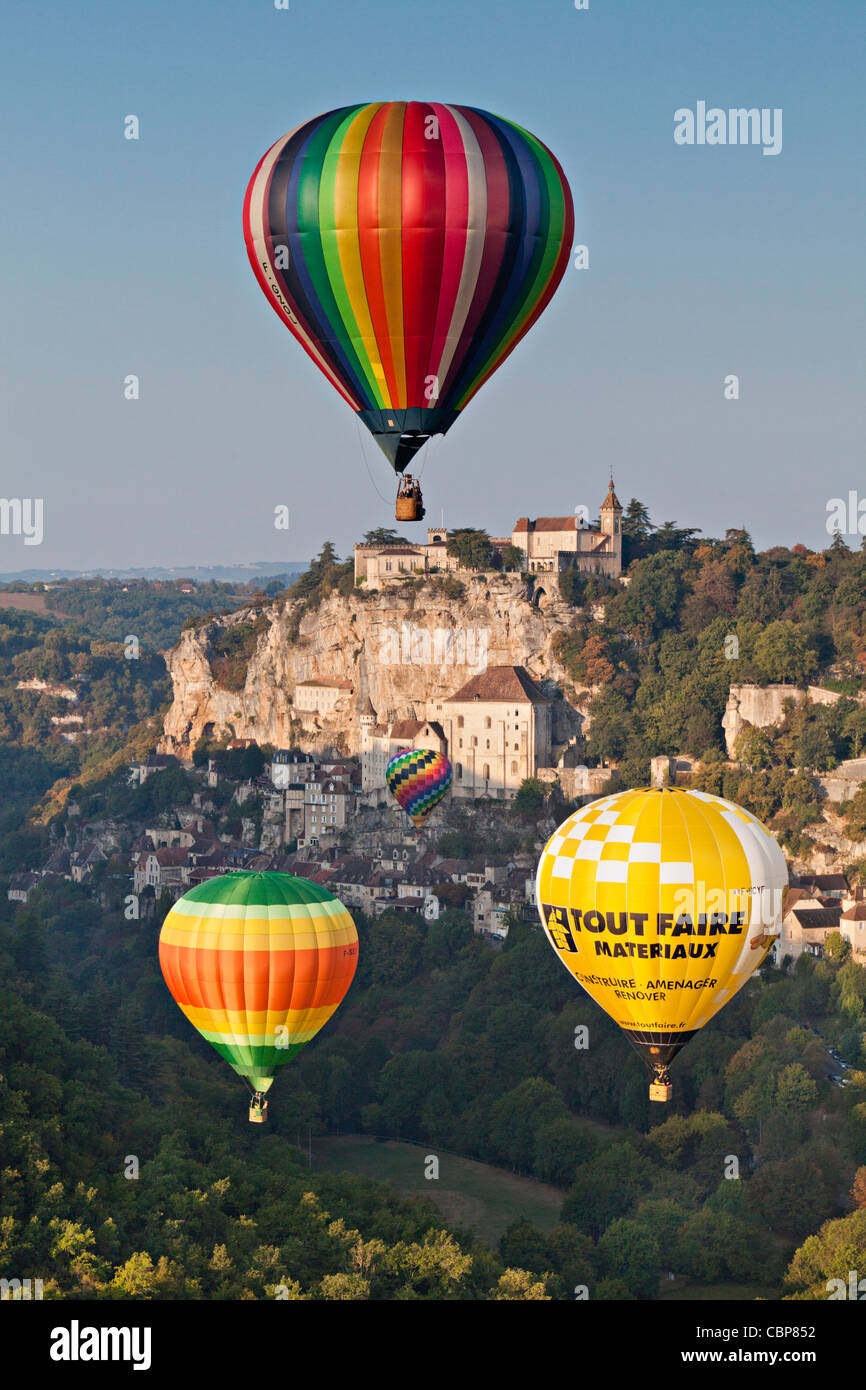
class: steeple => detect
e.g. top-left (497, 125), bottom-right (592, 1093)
top-left (601, 475), bottom-right (622, 513)
top-left (600, 475), bottom-right (622, 564)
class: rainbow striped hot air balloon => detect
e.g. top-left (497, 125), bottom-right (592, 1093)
top-left (386, 748), bottom-right (452, 829)
top-left (243, 102), bottom-right (574, 480)
top-left (158, 872), bottom-right (358, 1119)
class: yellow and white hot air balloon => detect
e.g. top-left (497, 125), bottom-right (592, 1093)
top-left (536, 787), bottom-right (788, 1101)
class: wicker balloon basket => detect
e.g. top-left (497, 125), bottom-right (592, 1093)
top-left (396, 496), bottom-right (423, 521)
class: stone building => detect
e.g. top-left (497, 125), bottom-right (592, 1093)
top-left (359, 665), bottom-right (552, 800)
top-left (302, 775), bottom-right (354, 845)
top-left (354, 527), bottom-right (459, 587)
top-left (428, 665), bottom-right (553, 799)
top-left (511, 480), bottom-right (622, 578)
top-left (360, 704), bottom-right (448, 793)
top-left (294, 678), bottom-right (354, 716)
top-left (776, 877), bottom-right (866, 962)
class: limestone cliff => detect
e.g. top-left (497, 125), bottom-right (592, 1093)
top-left (160, 574), bottom-right (589, 760)
top-left (722, 684), bottom-right (848, 757)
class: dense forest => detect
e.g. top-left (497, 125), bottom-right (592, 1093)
top-left (3, 856), bottom-right (866, 1300)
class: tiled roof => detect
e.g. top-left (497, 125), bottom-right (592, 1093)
top-left (791, 907), bottom-right (842, 929)
top-left (445, 665), bottom-right (550, 704)
top-left (513, 517), bottom-right (578, 534)
top-left (390, 719), bottom-right (425, 739)
top-left (296, 678), bottom-right (353, 690)
top-left (601, 478), bottom-right (622, 510)
top-left (796, 873), bottom-right (850, 892)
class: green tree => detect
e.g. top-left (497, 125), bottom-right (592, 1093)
top-left (446, 529), bottom-right (494, 570)
top-left (753, 621), bottom-right (818, 685)
top-left (597, 1218), bottom-right (661, 1299)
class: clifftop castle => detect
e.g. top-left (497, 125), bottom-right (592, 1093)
top-left (354, 478), bottom-right (623, 587)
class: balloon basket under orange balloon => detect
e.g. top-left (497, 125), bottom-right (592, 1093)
top-left (649, 1082), bottom-right (673, 1103)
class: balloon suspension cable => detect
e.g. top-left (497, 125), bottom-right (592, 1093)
top-left (414, 433), bottom-right (435, 481)
top-left (354, 416), bottom-right (391, 505)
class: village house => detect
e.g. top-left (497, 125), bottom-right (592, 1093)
top-left (301, 776), bottom-right (355, 846)
top-left (776, 876), bottom-right (866, 961)
top-left (132, 847), bottom-right (191, 894)
top-left (396, 867), bottom-right (440, 903)
top-left (372, 842), bottom-right (415, 871)
top-left (70, 844), bottom-right (106, 884)
top-left (328, 866), bottom-right (397, 916)
top-left (8, 872), bottom-right (39, 903)
top-left (841, 903), bottom-right (866, 956)
top-left (269, 750), bottom-right (318, 787)
top-left (293, 678), bottom-right (354, 718)
top-left (145, 826), bottom-right (195, 849)
top-left (360, 711), bottom-right (448, 793)
top-left (128, 753), bottom-right (179, 786)
top-left (436, 856), bottom-right (511, 888)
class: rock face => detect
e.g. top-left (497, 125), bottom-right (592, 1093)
top-left (160, 575), bottom-right (589, 760)
top-left (722, 684), bottom-right (846, 756)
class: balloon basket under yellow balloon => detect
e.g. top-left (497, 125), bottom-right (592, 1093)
top-left (649, 1082), bottom-right (673, 1103)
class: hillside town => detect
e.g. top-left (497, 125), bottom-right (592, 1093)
top-left (7, 743), bottom-right (538, 941)
top-left (8, 725), bottom-right (866, 966)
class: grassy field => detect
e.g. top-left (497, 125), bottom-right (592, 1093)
top-left (314, 1135), bottom-right (564, 1247)
top-left (0, 591), bottom-right (55, 614)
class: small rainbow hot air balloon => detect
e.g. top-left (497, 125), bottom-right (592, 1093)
top-left (158, 871), bottom-right (358, 1121)
top-left (386, 748), bottom-right (452, 829)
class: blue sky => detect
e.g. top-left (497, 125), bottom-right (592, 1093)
top-left (1, 0), bottom-right (863, 569)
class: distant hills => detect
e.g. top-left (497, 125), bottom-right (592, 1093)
top-left (0, 561), bottom-right (309, 585)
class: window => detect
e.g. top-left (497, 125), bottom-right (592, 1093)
top-left (472, 736), bottom-right (478, 747)
top-left (485, 717), bottom-right (491, 729)
top-left (511, 761), bottom-right (517, 773)
top-left (457, 763), bottom-right (463, 780)
top-left (482, 764), bottom-right (490, 780)
top-left (485, 739), bottom-right (490, 749)
top-left (457, 716), bottom-right (464, 728)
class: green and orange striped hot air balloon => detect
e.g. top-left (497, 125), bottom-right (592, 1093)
top-left (158, 872), bottom-right (358, 1113)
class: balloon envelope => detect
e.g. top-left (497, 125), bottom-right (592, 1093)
top-left (386, 748), bottom-right (452, 828)
top-left (159, 871), bottom-right (358, 1093)
top-left (243, 101), bottom-right (574, 473)
top-left (536, 788), bottom-right (787, 1076)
